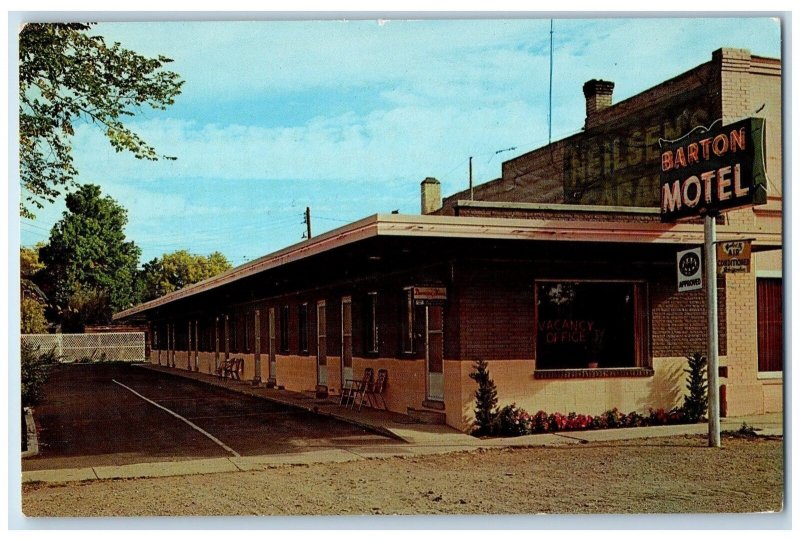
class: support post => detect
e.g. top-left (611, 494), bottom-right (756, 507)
top-left (253, 310), bottom-right (262, 386)
top-left (704, 213), bottom-right (721, 447)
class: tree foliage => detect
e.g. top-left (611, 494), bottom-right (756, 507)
top-left (21, 297), bottom-right (49, 334)
top-left (20, 244), bottom-right (48, 303)
top-left (19, 23), bottom-right (183, 218)
top-left (38, 184), bottom-right (141, 326)
top-left (140, 250), bottom-right (232, 302)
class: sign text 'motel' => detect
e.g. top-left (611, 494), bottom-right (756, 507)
top-left (660, 117), bottom-right (767, 222)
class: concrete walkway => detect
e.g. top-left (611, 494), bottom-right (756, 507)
top-left (22, 363), bottom-right (783, 485)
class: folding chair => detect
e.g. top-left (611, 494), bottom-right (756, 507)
top-left (364, 369), bottom-right (388, 410)
top-left (341, 368), bottom-right (373, 409)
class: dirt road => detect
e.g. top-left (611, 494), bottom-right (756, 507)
top-left (22, 434), bottom-right (782, 517)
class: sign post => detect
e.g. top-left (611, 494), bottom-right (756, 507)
top-left (660, 117), bottom-right (767, 448)
top-left (704, 214), bottom-right (721, 448)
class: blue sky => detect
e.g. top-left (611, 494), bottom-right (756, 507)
top-left (18, 17), bottom-right (782, 265)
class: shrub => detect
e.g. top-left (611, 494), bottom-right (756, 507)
top-left (532, 410), bottom-right (549, 433)
top-left (493, 404), bottom-right (531, 436)
top-left (469, 359), bottom-right (498, 436)
top-left (21, 342), bottom-right (55, 407)
top-left (682, 352), bottom-right (708, 423)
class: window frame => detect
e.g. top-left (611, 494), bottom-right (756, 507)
top-left (366, 291), bottom-right (379, 355)
top-left (298, 302), bottom-right (309, 354)
top-left (533, 278), bottom-right (651, 376)
top-left (402, 287), bottom-right (414, 354)
top-left (756, 275), bottom-right (783, 375)
top-left (279, 304), bottom-right (290, 353)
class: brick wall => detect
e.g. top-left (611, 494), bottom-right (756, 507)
top-left (456, 262), bottom-right (534, 360)
top-left (650, 276), bottom-right (727, 358)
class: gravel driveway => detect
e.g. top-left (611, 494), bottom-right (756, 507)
top-left (22, 434), bottom-right (783, 517)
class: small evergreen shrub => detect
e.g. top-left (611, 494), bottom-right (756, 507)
top-left (682, 352), bottom-right (708, 423)
top-left (469, 359), bottom-right (498, 436)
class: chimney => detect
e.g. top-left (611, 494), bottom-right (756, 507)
top-left (583, 79), bottom-right (615, 126)
top-left (420, 177), bottom-right (441, 214)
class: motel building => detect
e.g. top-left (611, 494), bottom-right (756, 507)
top-left (115, 49), bottom-right (783, 431)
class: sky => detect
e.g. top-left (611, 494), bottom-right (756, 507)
top-left (17, 16), bottom-right (783, 266)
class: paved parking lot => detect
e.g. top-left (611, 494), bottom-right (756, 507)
top-left (23, 363), bottom-right (392, 471)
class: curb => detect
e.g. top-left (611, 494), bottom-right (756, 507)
top-left (21, 407), bottom-right (39, 459)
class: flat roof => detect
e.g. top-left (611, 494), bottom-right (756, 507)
top-left (113, 212), bottom-right (781, 320)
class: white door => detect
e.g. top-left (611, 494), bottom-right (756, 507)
top-left (317, 300), bottom-right (327, 386)
top-left (425, 305), bottom-right (444, 401)
top-left (341, 297), bottom-right (353, 386)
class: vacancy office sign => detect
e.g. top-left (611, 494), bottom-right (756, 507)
top-left (717, 240), bottom-right (752, 274)
top-left (677, 247), bottom-right (703, 292)
top-left (660, 117), bottom-right (767, 222)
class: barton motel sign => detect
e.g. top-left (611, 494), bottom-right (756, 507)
top-left (659, 117), bottom-right (767, 448)
top-left (660, 117), bottom-right (767, 221)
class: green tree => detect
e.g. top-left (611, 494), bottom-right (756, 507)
top-left (39, 184), bottom-right (141, 328)
top-left (20, 244), bottom-right (50, 333)
top-left (19, 23), bottom-right (183, 218)
top-left (140, 250), bottom-right (233, 301)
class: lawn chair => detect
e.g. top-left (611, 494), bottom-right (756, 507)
top-left (341, 368), bottom-right (373, 409)
top-left (215, 358), bottom-right (230, 378)
top-left (227, 358), bottom-right (244, 380)
top-left (364, 369), bottom-right (388, 410)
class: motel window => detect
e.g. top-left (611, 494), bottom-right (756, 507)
top-left (757, 278), bottom-right (782, 373)
top-left (279, 305), bottom-right (290, 353)
top-left (535, 280), bottom-right (649, 371)
top-left (366, 292), bottom-right (379, 354)
top-left (298, 303), bottom-right (309, 354)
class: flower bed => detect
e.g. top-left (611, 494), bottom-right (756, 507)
top-left (488, 404), bottom-right (693, 438)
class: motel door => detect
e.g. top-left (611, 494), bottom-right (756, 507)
top-left (425, 304), bottom-right (444, 402)
top-left (341, 297), bottom-right (353, 387)
top-left (317, 300), bottom-right (328, 386)
top-left (268, 308), bottom-right (277, 383)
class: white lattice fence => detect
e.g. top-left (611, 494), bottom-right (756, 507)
top-left (21, 332), bottom-right (145, 362)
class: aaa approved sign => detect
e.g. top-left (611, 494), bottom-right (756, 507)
top-left (677, 247), bottom-right (703, 292)
top-left (717, 240), bottom-right (751, 274)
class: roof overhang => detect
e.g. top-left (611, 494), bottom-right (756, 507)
top-left (114, 212), bottom-right (781, 321)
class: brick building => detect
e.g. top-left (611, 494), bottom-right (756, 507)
top-left (115, 48), bottom-right (782, 430)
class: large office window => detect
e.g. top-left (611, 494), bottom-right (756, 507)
top-left (535, 280), bottom-right (648, 370)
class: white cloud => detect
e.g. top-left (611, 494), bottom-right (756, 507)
top-left (72, 98), bottom-right (547, 190)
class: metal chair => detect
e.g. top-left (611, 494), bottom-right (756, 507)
top-left (341, 368), bottom-right (373, 409)
top-left (364, 369), bottom-right (388, 410)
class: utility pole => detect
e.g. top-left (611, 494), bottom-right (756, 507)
top-left (548, 19), bottom-right (554, 145)
top-left (304, 207), bottom-right (312, 240)
top-left (704, 212), bottom-right (721, 447)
